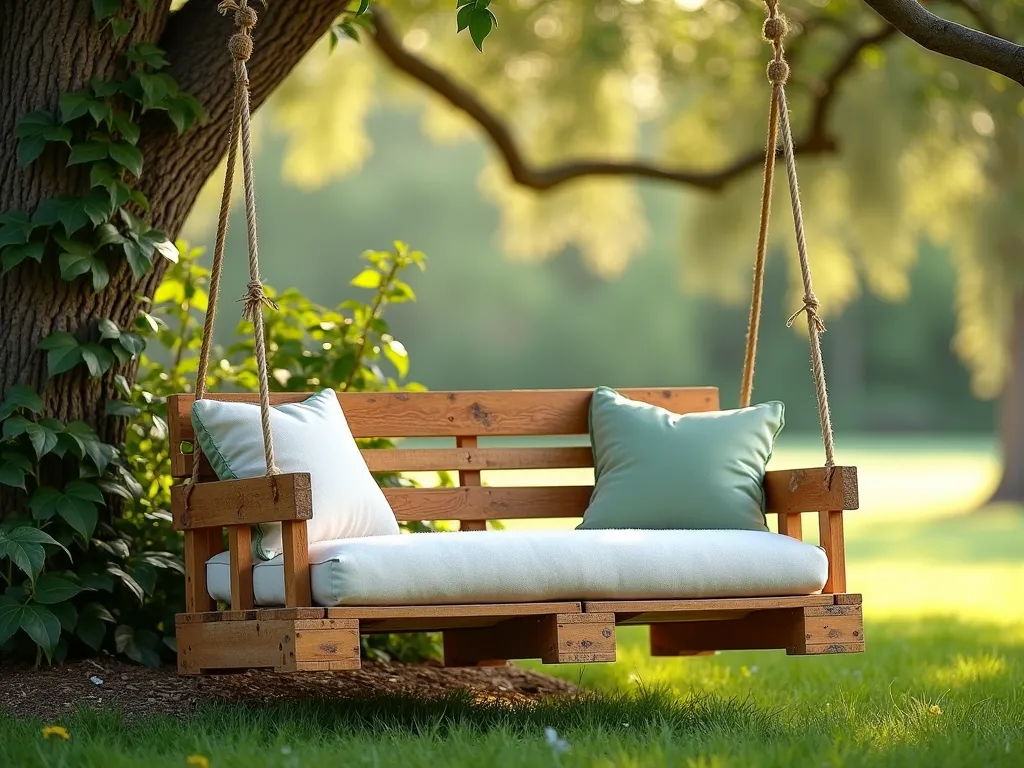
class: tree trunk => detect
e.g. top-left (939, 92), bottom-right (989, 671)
top-left (986, 290), bottom-right (1024, 506)
top-left (0, 0), bottom-right (349, 516)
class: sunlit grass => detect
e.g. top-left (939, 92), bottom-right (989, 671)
top-left (2, 438), bottom-right (1022, 766)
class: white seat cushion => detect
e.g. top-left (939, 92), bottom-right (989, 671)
top-left (206, 529), bottom-right (828, 607)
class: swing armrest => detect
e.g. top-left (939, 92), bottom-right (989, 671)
top-left (170, 473), bottom-right (313, 530)
top-left (764, 466), bottom-right (859, 515)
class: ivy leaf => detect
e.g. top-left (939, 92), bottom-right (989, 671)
top-left (38, 331), bottom-right (83, 376)
top-left (57, 495), bottom-right (99, 541)
top-left (105, 400), bottom-right (140, 419)
top-left (59, 92), bottom-right (96, 123)
top-left (456, 3), bottom-right (474, 33)
top-left (14, 110), bottom-right (56, 139)
top-left (90, 77), bottom-right (122, 98)
top-left (29, 486), bottom-right (63, 520)
top-left (1, 240), bottom-right (46, 272)
top-left (67, 480), bottom-right (106, 506)
top-left (48, 599), bottom-right (78, 632)
top-left (25, 421), bottom-right (60, 459)
top-left (385, 340), bottom-right (410, 378)
top-left (122, 239), bottom-right (150, 280)
top-left (76, 615), bottom-right (106, 650)
top-left (0, 385), bottom-right (44, 418)
top-left (82, 190), bottom-right (114, 227)
top-left (110, 17), bottom-right (132, 41)
top-left (80, 342), bottom-right (115, 377)
top-left (108, 142), bottom-right (143, 177)
top-left (17, 135), bottom-right (46, 167)
top-left (112, 112), bottom-right (141, 145)
top-left (97, 318), bottom-right (120, 341)
top-left (147, 233), bottom-right (178, 263)
top-left (92, 0), bottom-right (121, 22)
top-left (65, 422), bottom-right (115, 475)
top-left (0, 451), bottom-right (33, 490)
top-left (67, 141), bottom-right (110, 167)
top-left (125, 42), bottom-right (168, 69)
top-left (0, 527), bottom-right (67, 582)
top-left (20, 603), bottom-right (61, 659)
top-left (118, 332), bottom-right (145, 357)
top-left (0, 211), bottom-right (35, 248)
top-left (0, 600), bottom-right (21, 647)
top-left (1, 414), bottom-right (31, 440)
top-left (106, 565), bottom-right (144, 603)
top-left (33, 574), bottom-right (87, 605)
top-left (90, 161), bottom-right (116, 192)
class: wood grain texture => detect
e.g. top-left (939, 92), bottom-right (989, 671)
top-left (443, 612), bottom-right (616, 667)
top-left (282, 520), bottom-right (312, 608)
top-left (584, 595), bottom-right (834, 621)
top-left (777, 512), bottom-right (804, 540)
top-left (168, 388), bottom-right (719, 476)
top-left (384, 485), bottom-right (593, 521)
top-left (183, 529), bottom-right (219, 614)
top-left (227, 525), bottom-right (254, 611)
top-left (819, 510), bottom-right (847, 594)
top-left (171, 474), bottom-right (312, 530)
top-left (763, 466), bottom-right (858, 513)
top-left (363, 446), bottom-right (595, 473)
top-left (456, 436), bottom-right (486, 532)
top-left (177, 619), bottom-right (297, 674)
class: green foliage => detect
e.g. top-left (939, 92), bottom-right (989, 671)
top-left (1, 241), bottom-right (433, 666)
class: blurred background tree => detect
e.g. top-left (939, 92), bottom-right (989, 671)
top-left (181, 0), bottom-right (1024, 506)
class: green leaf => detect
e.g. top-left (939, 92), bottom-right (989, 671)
top-left (350, 268), bottom-right (382, 289)
top-left (105, 400), bottom-right (140, 419)
top-left (57, 495), bottom-right (99, 540)
top-left (122, 239), bottom-right (150, 279)
top-left (125, 42), bottom-right (168, 69)
top-left (14, 111), bottom-right (56, 139)
top-left (91, 77), bottom-right (122, 98)
top-left (456, 3), bottom-right (474, 33)
top-left (107, 565), bottom-right (144, 603)
top-left (90, 161), bottom-right (116, 192)
top-left (0, 601), bottom-right (21, 646)
top-left (1, 240), bottom-right (46, 272)
top-left (80, 342), bottom-right (115, 376)
top-left (149, 234), bottom-right (178, 263)
top-left (0, 214), bottom-right (34, 248)
top-left (25, 422), bottom-right (60, 459)
top-left (108, 142), bottom-right (143, 177)
top-left (65, 421), bottom-right (114, 473)
top-left (468, 7), bottom-right (495, 52)
top-left (385, 340), bottom-right (410, 378)
top-left (97, 318), bottom-right (121, 340)
top-left (49, 599), bottom-right (78, 632)
top-left (110, 17), bottom-right (132, 41)
top-left (38, 332), bottom-right (83, 376)
top-left (66, 480), bottom-right (106, 506)
top-left (76, 615), bottom-right (106, 650)
top-left (67, 141), bottom-right (109, 166)
top-left (17, 135), bottom-right (46, 167)
top-left (118, 332), bottom-right (144, 357)
top-left (88, 100), bottom-right (112, 126)
top-left (20, 603), bottom-right (61, 658)
top-left (113, 112), bottom-right (141, 145)
top-left (0, 385), bottom-right (44, 418)
top-left (96, 223), bottom-right (126, 247)
top-left (33, 575), bottom-right (86, 605)
top-left (29, 486), bottom-right (62, 520)
top-left (2, 414), bottom-right (31, 440)
top-left (59, 92), bottom-right (95, 123)
top-left (92, 0), bottom-right (122, 22)
top-left (0, 527), bottom-right (64, 582)
top-left (0, 452), bottom-right (31, 490)
top-left (81, 190), bottom-right (114, 226)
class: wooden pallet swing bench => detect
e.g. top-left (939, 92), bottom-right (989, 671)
top-left (170, 1), bottom-right (863, 675)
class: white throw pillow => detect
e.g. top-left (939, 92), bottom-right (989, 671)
top-left (191, 389), bottom-right (399, 559)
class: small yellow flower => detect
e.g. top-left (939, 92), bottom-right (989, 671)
top-left (41, 725), bottom-right (70, 741)
top-left (929, 704), bottom-right (943, 715)
top-left (186, 756), bottom-right (210, 768)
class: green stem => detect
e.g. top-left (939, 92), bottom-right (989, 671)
top-left (342, 259), bottom-right (401, 391)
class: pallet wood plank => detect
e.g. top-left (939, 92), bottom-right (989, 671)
top-left (819, 510), bottom-right (847, 593)
top-left (801, 642), bottom-right (865, 655)
top-left (171, 474), bottom-right (312, 530)
top-left (227, 525), bottom-right (254, 611)
top-left (177, 619), bottom-right (296, 674)
top-left (833, 593), bottom-right (863, 606)
top-left (764, 467), bottom-right (858, 514)
top-left (384, 486), bottom-right (592, 521)
top-left (293, 619), bottom-right (360, 666)
top-left (443, 612), bottom-right (616, 667)
top-left (584, 595), bottom-right (834, 618)
top-left (362, 446), bottom-right (595, 473)
top-left (326, 602), bottom-right (581, 620)
top-left (258, 607), bottom-right (325, 621)
top-left (456, 436), bottom-right (486, 532)
top-left (282, 520), bottom-right (312, 608)
top-left (183, 529), bottom-right (219, 614)
top-left (777, 512), bottom-right (803, 540)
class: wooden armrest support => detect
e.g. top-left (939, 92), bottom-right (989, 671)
top-left (171, 473), bottom-right (313, 530)
top-left (764, 466), bottom-right (858, 514)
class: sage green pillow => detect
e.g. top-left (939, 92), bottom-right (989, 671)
top-left (578, 387), bottom-right (784, 532)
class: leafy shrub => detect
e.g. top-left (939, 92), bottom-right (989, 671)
top-left (1, 240), bottom-right (441, 665)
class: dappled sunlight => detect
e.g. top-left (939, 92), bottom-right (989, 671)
top-left (928, 653), bottom-right (1009, 688)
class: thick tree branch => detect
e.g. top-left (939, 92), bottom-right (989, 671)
top-left (863, 0), bottom-right (1024, 85)
top-left (370, 9), bottom-right (892, 193)
top-left (144, 0), bottom-right (352, 232)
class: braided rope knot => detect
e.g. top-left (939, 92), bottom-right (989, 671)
top-left (762, 16), bottom-right (788, 43)
top-left (787, 292), bottom-right (826, 333)
top-left (767, 58), bottom-right (790, 85)
top-left (228, 33), bottom-right (253, 61)
top-left (240, 280), bottom-right (280, 322)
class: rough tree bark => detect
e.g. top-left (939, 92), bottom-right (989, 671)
top-left (988, 292), bottom-right (1024, 505)
top-left (0, 0), bottom-right (348, 516)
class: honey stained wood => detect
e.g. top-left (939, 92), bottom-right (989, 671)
top-left (227, 525), bottom-right (254, 611)
top-left (362, 446), bottom-right (595, 473)
top-left (819, 510), bottom-right (847, 594)
top-left (183, 528), bottom-right (219, 614)
top-left (328, 602), bottom-right (583, 634)
top-left (649, 604), bottom-right (865, 656)
top-left (171, 474), bottom-right (312, 530)
top-left (281, 519), bottom-right (311, 608)
top-left (168, 388), bottom-right (720, 476)
top-left (177, 618), bottom-right (361, 674)
top-left (584, 595), bottom-right (834, 624)
top-left (763, 466), bottom-right (858, 513)
top-left (384, 486), bottom-right (592, 521)
top-left (443, 612), bottom-right (616, 667)
top-left (777, 512), bottom-right (803, 540)
top-left (456, 436), bottom-right (485, 532)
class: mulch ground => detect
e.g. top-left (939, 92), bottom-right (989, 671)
top-left (1, 657), bottom-right (577, 723)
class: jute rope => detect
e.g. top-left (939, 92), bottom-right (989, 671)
top-left (185, 0), bottom-right (279, 507)
top-left (739, 0), bottom-right (836, 479)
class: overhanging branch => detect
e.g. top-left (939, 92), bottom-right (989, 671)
top-left (370, 9), bottom-right (894, 193)
top-left (863, 0), bottom-right (1024, 85)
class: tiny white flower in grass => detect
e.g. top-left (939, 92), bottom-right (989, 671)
top-left (544, 727), bottom-right (570, 754)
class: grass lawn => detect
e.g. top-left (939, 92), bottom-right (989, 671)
top-left (3, 437), bottom-right (1023, 766)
